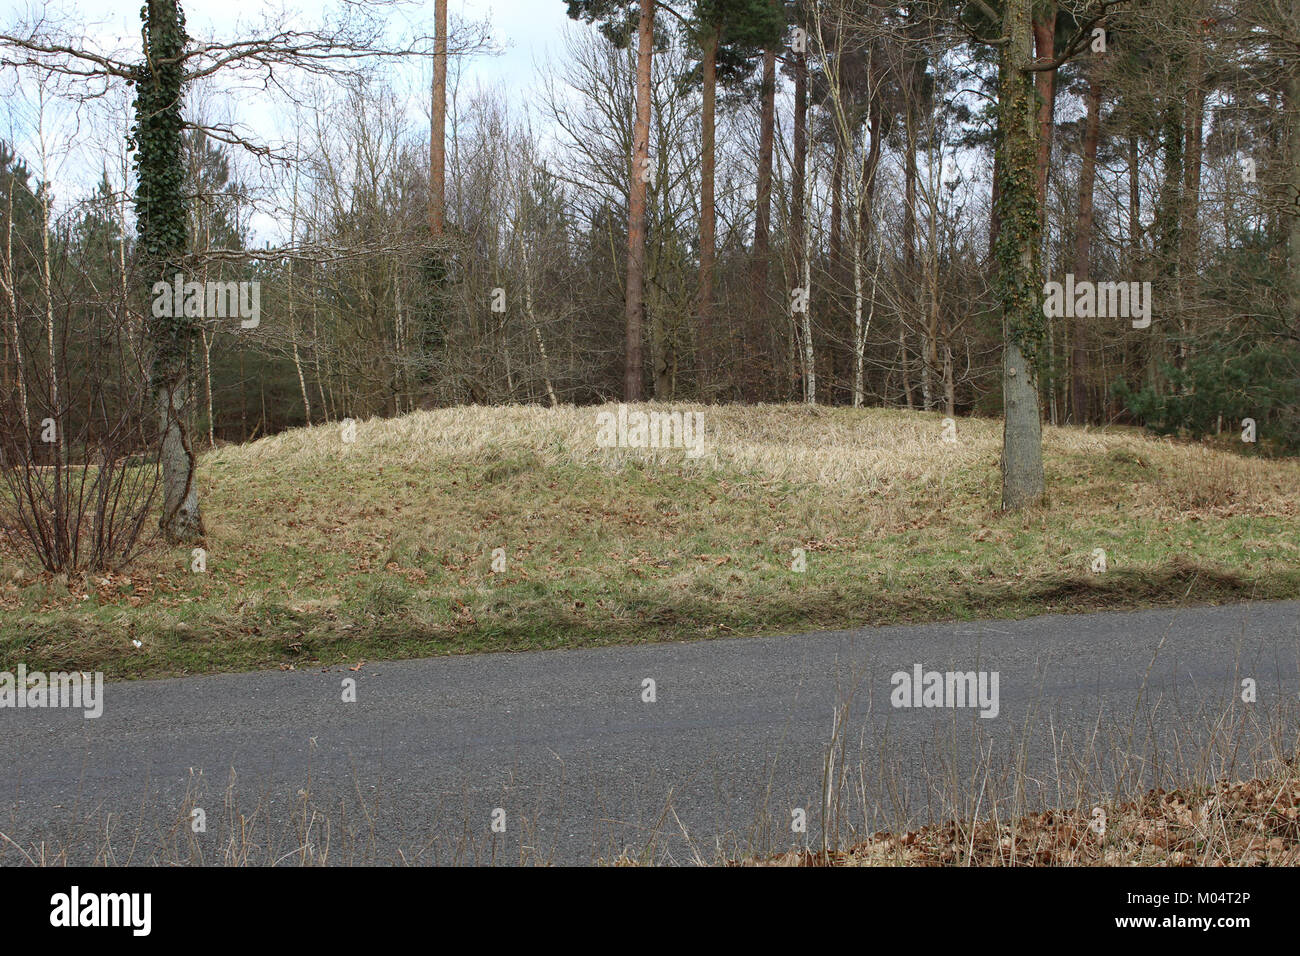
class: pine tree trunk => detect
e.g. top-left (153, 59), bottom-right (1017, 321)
top-left (626, 1), bottom-right (653, 401)
top-left (430, 0), bottom-right (447, 237)
top-left (698, 26), bottom-right (718, 392)
top-left (1180, 24), bottom-right (1205, 371)
top-left (1071, 58), bottom-right (1101, 425)
top-left (1032, 12), bottom-right (1057, 214)
top-left (1288, 6), bottom-right (1300, 328)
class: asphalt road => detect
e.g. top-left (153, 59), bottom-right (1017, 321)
top-left (3, 600), bottom-right (1299, 865)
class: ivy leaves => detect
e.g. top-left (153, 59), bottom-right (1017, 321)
top-left (132, 1), bottom-right (191, 375)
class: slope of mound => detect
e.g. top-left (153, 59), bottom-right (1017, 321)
top-left (3, 404), bottom-right (1297, 679)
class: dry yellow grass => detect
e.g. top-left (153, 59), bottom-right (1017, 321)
top-left (209, 402), bottom-right (1299, 519)
top-left (2, 404), bottom-right (1297, 680)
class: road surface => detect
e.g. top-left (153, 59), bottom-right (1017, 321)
top-left (3, 600), bottom-right (1298, 865)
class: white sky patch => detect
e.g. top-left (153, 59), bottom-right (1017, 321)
top-left (2, 0), bottom-right (576, 241)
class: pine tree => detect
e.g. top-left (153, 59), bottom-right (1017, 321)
top-left (688, 0), bottom-right (783, 392)
top-left (566, 1), bottom-right (668, 400)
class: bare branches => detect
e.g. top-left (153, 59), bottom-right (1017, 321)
top-left (1025, 0), bottom-right (1131, 72)
top-left (961, 0), bottom-right (1131, 62)
top-left (0, 29), bottom-right (137, 82)
top-left (0, 1), bottom-right (492, 98)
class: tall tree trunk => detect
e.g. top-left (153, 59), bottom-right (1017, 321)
top-left (925, 216), bottom-right (940, 413)
top-left (202, 328), bottom-right (216, 447)
top-left (313, 301), bottom-right (331, 423)
top-left (38, 109), bottom-right (62, 550)
top-left (899, 324), bottom-right (914, 408)
top-left (1032, 12), bottom-right (1057, 425)
top-left (862, 94), bottom-right (883, 262)
top-left (1180, 21), bottom-right (1206, 371)
top-left (1, 181), bottom-right (29, 449)
top-left (1128, 133), bottom-right (1141, 261)
top-left (830, 132), bottom-right (844, 390)
top-left (430, 0), bottom-right (447, 237)
top-left (989, 143), bottom-right (1002, 260)
top-left (519, 236), bottom-right (558, 408)
top-left (996, 0), bottom-right (1045, 510)
top-left (854, 93), bottom-right (884, 408)
top-left (790, 61), bottom-right (811, 403)
top-left (901, 19), bottom-right (926, 410)
top-left (1287, 4), bottom-right (1300, 329)
top-left (943, 337), bottom-right (955, 415)
top-left (626, 1), bottom-right (654, 401)
top-left (1071, 55), bottom-right (1102, 424)
top-left (793, 30), bottom-right (814, 403)
top-left (698, 25), bottom-right (718, 393)
top-left (830, 138), bottom-right (843, 280)
top-left (1032, 12), bottom-right (1057, 214)
top-left (138, 0), bottom-right (203, 544)
top-left (852, 202), bottom-right (863, 407)
top-left (1154, 89), bottom-right (1183, 387)
top-left (904, 111), bottom-right (920, 405)
top-left (289, 165), bottom-right (311, 427)
top-left (753, 44), bottom-right (776, 321)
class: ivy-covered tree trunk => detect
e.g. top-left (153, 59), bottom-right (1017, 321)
top-left (135, 0), bottom-right (203, 544)
top-left (995, 0), bottom-right (1044, 510)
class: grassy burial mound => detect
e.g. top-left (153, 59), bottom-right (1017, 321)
top-left (2, 404), bottom-right (1297, 679)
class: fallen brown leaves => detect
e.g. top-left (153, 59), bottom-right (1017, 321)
top-left (745, 771), bottom-right (1300, 867)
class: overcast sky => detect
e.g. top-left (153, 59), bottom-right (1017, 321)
top-left (60, 0), bottom-right (577, 94)
top-left (1, 0), bottom-right (586, 237)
